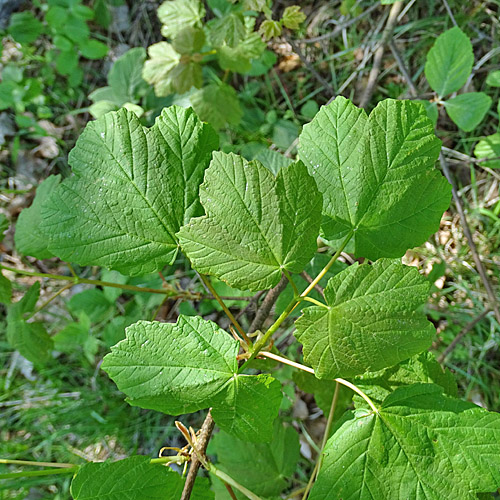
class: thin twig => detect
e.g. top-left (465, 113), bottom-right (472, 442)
top-left (287, 37), bottom-right (335, 97)
top-left (441, 0), bottom-right (457, 26)
top-left (180, 411), bottom-right (215, 500)
top-left (303, 4), bottom-right (379, 44)
top-left (389, 40), bottom-right (418, 96)
top-left (249, 274), bottom-right (288, 333)
top-left (437, 309), bottom-right (491, 363)
top-left (359, 1), bottom-right (404, 108)
top-left (439, 154), bottom-right (500, 323)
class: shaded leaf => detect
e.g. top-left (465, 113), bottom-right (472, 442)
top-left (474, 133), bottom-right (500, 168)
top-left (0, 272), bottom-right (12, 304)
top-left (208, 13), bottom-right (246, 48)
top-left (190, 83), bottom-right (242, 129)
top-left (8, 11), bottom-right (43, 44)
top-left (15, 175), bottom-right (61, 260)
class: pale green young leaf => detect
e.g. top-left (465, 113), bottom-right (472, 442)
top-left (218, 31), bottom-right (265, 73)
top-left (310, 384), bottom-right (500, 500)
top-left (259, 20), bottom-right (282, 40)
top-left (208, 13), bottom-right (246, 48)
top-left (474, 133), bottom-right (500, 168)
top-left (213, 421), bottom-right (300, 498)
top-left (354, 351), bottom-right (457, 405)
top-left (142, 42), bottom-right (180, 97)
top-left (281, 6), bottom-right (306, 30)
top-left (486, 70), bottom-right (500, 87)
top-left (424, 26), bottom-right (474, 96)
top-left (0, 272), bottom-right (12, 304)
top-left (40, 107), bottom-right (218, 276)
top-left (444, 92), bottom-right (492, 132)
top-left (102, 316), bottom-right (281, 440)
top-left (158, 0), bottom-right (205, 38)
top-left (89, 100), bottom-right (119, 119)
top-left (254, 149), bottom-right (293, 175)
top-left (299, 98), bottom-right (451, 259)
top-left (178, 154), bottom-right (322, 291)
top-left (71, 456), bottom-right (183, 499)
top-left (212, 374), bottom-right (282, 442)
top-left (295, 260), bottom-right (435, 379)
top-left (190, 83), bottom-right (242, 129)
top-left (15, 175), bottom-right (61, 260)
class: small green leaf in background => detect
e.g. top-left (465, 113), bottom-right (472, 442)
top-left (63, 14), bottom-right (90, 43)
top-left (310, 384), bottom-right (500, 500)
top-left (415, 99), bottom-right (438, 126)
top-left (190, 83), bottom-right (242, 129)
top-left (8, 11), bottom-right (44, 44)
top-left (424, 26), bottom-right (474, 97)
top-left (486, 70), bottom-right (500, 87)
top-left (253, 148), bottom-right (293, 175)
top-left (67, 289), bottom-right (112, 323)
top-left (172, 26), bottom-right (205, 54)
top-left (218, 31), bottom-right (266, 74)
top-left (259, 20), bottom-right (282, 40)
top-left (353, 351), bottom-right (457, 405)
top-left (299, 97), bottom-right (451, 259)
top-left (79, 39), bottom-right (109, 60)
top-left (444, 92), bottom-right (492, 132)
top-left (40, 107), bottom-right (218, 276)
top-left (208, 12), bottom-right (246, 48)
top-left (295, 259), bottom-right (435, 379)
top-left (281, 6), bottom-right (306, 30)
top-left (168, 60), bottom-right (203, 93)
top-left (102, 316), bottom-right (281, 441)
top-left (142, 42), bottom-right (180, 96)
top-left (213, 421), bottom-right (300, 498)
top-left (0, 271), bottom-right (12, 304)
top-left (158, 0), bottom-right (205, 38)
top-left (178, 154), bottom-right (322, 291)
top-left (474, 133), bottom-right (500, 168)
top-left (6, 282), bottom-right (53, 366)
top-left (0, 213), bottom-right (9, 241)
top-left (71, 456), bottom-right (183, 499)
top-left (15, 175), bottom-right (61, 260)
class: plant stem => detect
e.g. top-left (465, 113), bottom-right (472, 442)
top-left (28, 282), bottom-right (74, 319)
top-left (0, 467), bottom-right (79, 480)
top-left (240, 231), bottom-right (353, 372)
top-left (284, 269), bottom-right (299, 297)
top-left (259, 351), bottom-right (378, 414)
top-left (1, 264), bottom-right (251, 303)
top-left (210, 466), bottom-right (262, 500)
top-left (0, 459), bottom-right (74, 468)
top-left (301, 296), bottom-right (328, 308)
top-left (198, 274), bottom-right (251, 345)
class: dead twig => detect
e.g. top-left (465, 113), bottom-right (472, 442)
top-left (359, 1), bottom-right (404, 108)
top-left (249, 274), bottom-right (288, 333)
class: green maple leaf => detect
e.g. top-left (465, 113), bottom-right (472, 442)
top-left (208, 13), bottom-right (246, 48)
top-left (15, 174), bottom-right (61, 260)
top-left (71, 456), bottom-right (183, 499)
top-left (177, 153), bottom-right (322, 291)
top-left (102, 316), bottom-right (281, 441)
top-left (158, 0), bottom-right (205, 39)
top-left (425, 26), bottom-right (474, 97)
top-left (298, 97), bottom-right (451, 259)
top-left (310, 384), bottom-right (500, 499)
top-left (40, 107), bottom-right (218, 276)
top-left (295, 259), bottom-right (435, 379)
